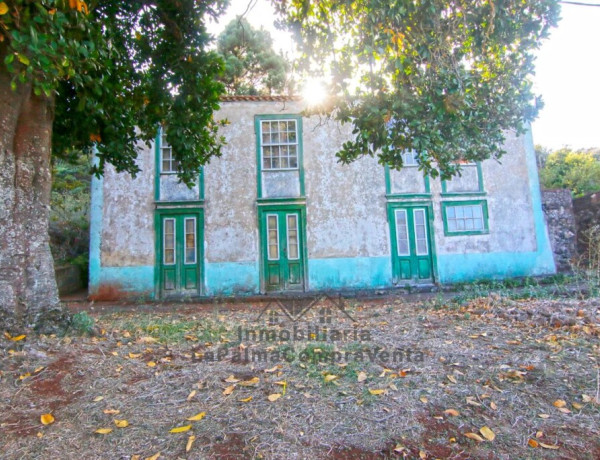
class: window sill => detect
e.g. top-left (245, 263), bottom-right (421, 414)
top-left (441, 191), bottom-right (486, 198)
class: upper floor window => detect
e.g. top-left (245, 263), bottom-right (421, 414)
top-left (260, 119), bottom-right (299, 170)
top-left (401, 150), bottom-right (419, 167)
top-left (160, 132), bottom-right (179, 173)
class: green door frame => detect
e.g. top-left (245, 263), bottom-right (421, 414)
top-left (154, 207), bottom-right (204, 298)
top-left (387, 201), bottom-right (438, 285)
top-left (258, 203), bottom-right (308, 293)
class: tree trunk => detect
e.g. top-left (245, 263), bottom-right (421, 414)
top-left (0, 71), bottom-right (69, 334)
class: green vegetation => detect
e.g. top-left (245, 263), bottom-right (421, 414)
top-left (538, 146), bottom-right (600, 197)
top-left (279, 0), bottom-right (559, 178)
top-left (50, 156), bottom-right (91, 279)
top-left (69, 311), bottom-right (95, 336)
top-left (217, 17), bottom-right (291, 95)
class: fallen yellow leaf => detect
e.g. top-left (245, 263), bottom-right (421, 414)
top-left (572, 402), bottom-right (583, 410)
top-left (239, 396), bottom-right (253, 403)
top-left (368, 389), bottom-right (385, 395)
top-left (466, 396), bottom-right (482, 407)
top-left (40, 413), bottom-right (54, 425)
top-left (444, 409), bottom-right (460, 417)
top-left (225, 375), bottom-right (240, 383)
top-left (239, 377), bottom-right (259, 386)
top-left (186, 435), bottom-right (196, 452)
top-left (93, 396), bottom-right (104, 402)
top-left (528, 439), bottom-right (539, 448)
top-left (553, 399), bottom-right (566, 408)
top-left (464, 432), bottom-right (484, 442)
top-left (539, 442), bottom-right (559, 450)
top-left (147, 361), bottom-right (156, 367)
top-left (479, 426), bottom-right (495, 441)
top-left (95, 428), bottom-right (112, 434)
top-left (10, 334), bottom-right (25, 342)
top-left (114, 419), bottom-right (129, 428)
top-left (447, 375), bottom-right (457, 384)
top-left (103, 409), bottom-right (120, 415)
top-left (128, 352), bottom-right (141, 359)
top-left (538, 413), bottom-right (550, 419)
top-left (223, 385), bottom-right (235, 395)
top-left (169, 425), bottom-right (192, 433)
top-left (145, 453), bottom-right (160, 460)
top-left (187, 390), bottom-right (197, 401)
top-left (419, 396), bottom-right (428, 404)
top-left (268, 393), bottom-right (281, 402)
top-left (490, 401), bottom-right (498, 410)
top-left (324, 374), bottom-right (338, 382)
top-left (0, 3), bottom-right (9, 16)
top-left (357, 371), bottom-right (368, 382)
top-left (187, 412), bottom-right (206, 421)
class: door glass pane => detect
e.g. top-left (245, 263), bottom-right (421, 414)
top-left (185, 217), bottom-right (196, 264)
top-left (395, 210), bottom-right (410, 256)
top-left (413, 209), bottom-right (429, 256)
top-left (287, 214), bottom-right (299, 260)
top-left (267, 214), bottom-right (279, 260)
top-left (163, 218), bottom-right (175, 265)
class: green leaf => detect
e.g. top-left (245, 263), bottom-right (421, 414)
top-left (17, 54), bottom-right (30, 66)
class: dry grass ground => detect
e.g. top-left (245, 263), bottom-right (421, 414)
top-left (1, 293), bottom-right (599, 459)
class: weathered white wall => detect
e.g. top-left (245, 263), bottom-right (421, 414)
top-left (205, 101), bottom-right (262, 264)
top-left (207, 101), bottom-right (390, 264)
top-left (431, 132), bottom-right (537, 255)
top-left (303, 118), bottom-right (389, 259)
top-left (101, 141), bottom-right (155, 267)
top-left (95, 100), bottom-right (550, 295)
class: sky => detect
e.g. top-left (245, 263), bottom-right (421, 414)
top-left (207, 0), bottom-right (600, 150)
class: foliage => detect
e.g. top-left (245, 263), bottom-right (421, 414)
top-left (217, 17), bottom-right (290, 95)
top-left (0, 0), bottom-right (229, 186)
top-left (50, 156), bottom-right (91, 265)
top-left (539, 147), bottom-right (600, 197)
top-left (277, 0), bottom-right (560, 178)
top-left (70, 311), bottom-right (95, 335)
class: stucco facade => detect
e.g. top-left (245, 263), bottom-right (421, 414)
top-left (89, 96), bottom-right (555, 299)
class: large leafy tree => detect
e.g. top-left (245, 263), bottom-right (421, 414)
top-left (0, 0), bottom-right (227, 332)
top-left (278, 0), bottom-right (560, 178)
top-left (217, 17), bottom-right (289, 95)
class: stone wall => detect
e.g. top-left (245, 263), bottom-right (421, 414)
top-left (573, 192), bottom-right (600, 257)
top-left (541, 189), bottom-right (577, 272)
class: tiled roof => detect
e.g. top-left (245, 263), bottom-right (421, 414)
top-left (220, 95), bottom-right (302, 102)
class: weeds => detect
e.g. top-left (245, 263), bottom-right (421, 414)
top-left (69, 311), bottom-right (95, 335)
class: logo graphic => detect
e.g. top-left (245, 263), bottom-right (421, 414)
top-left (256, 295), bottom-right (356, 325)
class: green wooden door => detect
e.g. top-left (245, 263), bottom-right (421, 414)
top-left (159, 213), bottom-right (201, 296)
top-left (390, 206), bottom-right (434, 283)
top-left (262, 210), bottom-right (305, 291)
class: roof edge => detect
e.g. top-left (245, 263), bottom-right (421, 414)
top-left (220, 95), bottom-right (302, 102)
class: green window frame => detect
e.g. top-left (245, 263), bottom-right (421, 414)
top-left (158, 128), bottom-right (179, 174)
top-left (441, 162), bottom-right (485, 197)
top-left (259, 118), bottom-right (299, 170)
top-left (154, 128), bottom-right (204, 203)
top-left (441, 200), bottom-right (489, 236)
top-left (254, 114), bottom-right (305, 199)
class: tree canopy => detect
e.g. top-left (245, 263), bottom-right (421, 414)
top-left (217, 17), bottom-right (290, 95)
top-left (1, 0), bottom-right (228, 187)
top-left (277, 0), bottom-right (560, 178)
top-left (539, 147), bottom-right (600, 197)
